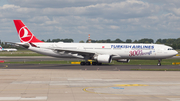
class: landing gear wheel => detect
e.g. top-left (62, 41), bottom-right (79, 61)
top-left (92, 62), bottom-right (97, 65)
top-left (157, 59), bottom-right (162, 66)
top-left (85, 62), bottom-right (91, 65)
top-left (97, 63), bottom-right (102, 65)
top-left (80, 62), bottom-right (86, 65)
top-left (157, 63), bottom-right (161, 66)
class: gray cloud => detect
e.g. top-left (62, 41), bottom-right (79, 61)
top-left (7, 0), bottom-right (123, 8)
top-left (0, 0), bottom-right (180, 42)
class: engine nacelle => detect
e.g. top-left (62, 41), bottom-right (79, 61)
top-left (94, 55), bottom-right (112, 63)
top-left (116, 59), bottom-right (130, 63)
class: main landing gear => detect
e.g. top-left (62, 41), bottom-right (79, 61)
top-left (157, 59), bottom-right (161, 66)
top-left (80, 62), bottom-right (102, 66)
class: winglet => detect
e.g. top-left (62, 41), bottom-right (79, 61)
top-left (13, 20), bottom-right (43, 43)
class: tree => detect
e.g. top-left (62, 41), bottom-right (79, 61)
top-left (156, 39), bottom-right (162, 44)
top-left (126, 39), bottom-right (132, 43)
top-left (46, 38), bottom-right (74, 42)
top-left (41, 39), bottom-right (45, 42)
top-left (114, 38), bottom-right (123, 43)
top-left (177, 44), bottom-right (180, 49)
top-left (79, 40), bottom-right (84, 43)
top-left (138, 38), bottom-right (154, 43)
top-left (47, 39), bottom-right (51, 42)
top-left (106, 39), bottom-right (111, 43)
top-left (133, 40), bottom-right (138, 43)
top-left (171, 43), bottom-right (177, 49)
top-left (162, 39), bottom-right (167, 44)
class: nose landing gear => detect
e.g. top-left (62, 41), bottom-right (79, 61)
top-left (157, 59), bottom-right (162, 66)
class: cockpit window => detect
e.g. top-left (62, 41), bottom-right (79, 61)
top-left (168, 48), bottom-right (174, 50)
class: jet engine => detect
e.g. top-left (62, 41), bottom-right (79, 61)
top-left (116, 59), bottom-right (130, 63)
top-left (94, 55), bottom-right (112, 63)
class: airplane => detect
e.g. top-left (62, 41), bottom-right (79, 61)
top-left (12, 20), bottom-right (178, 66)
top-left (0, 45), bottom-right (17, 52)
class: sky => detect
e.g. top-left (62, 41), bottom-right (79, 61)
top-left (0, 0), bottom-right (180, 42)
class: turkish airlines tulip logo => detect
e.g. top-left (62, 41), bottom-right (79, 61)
top-left (19, 26), bottom-right (33, 42)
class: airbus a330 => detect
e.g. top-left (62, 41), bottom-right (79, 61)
top-left (12, 20), bottom-right (178, 66)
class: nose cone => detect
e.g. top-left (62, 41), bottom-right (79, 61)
top-left (173, 50), bottom-right (178, 56)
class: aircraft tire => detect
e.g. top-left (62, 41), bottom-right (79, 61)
top-left (157, 63), bottom-right (161, 66)
top-left (85, 62), bottom-right (91, 65)
top-left (92, 62), bottom-right (97, 65)
top-left (97, 63), bottom-right (102, 65)
top-left (80, 62), bottom-right (86, 65)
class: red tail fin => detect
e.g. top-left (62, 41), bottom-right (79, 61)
top-left (13, 20), bottom-right (43, 43)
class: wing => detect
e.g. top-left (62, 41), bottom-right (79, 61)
top-left (53, 48), bottom-right (95, 57)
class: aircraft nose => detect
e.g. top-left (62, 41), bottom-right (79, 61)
top-left (174, 50), bottom-right (178, 56)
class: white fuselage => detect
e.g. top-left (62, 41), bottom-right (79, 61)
top-left (28, 42), bottom-right (178, 60)
top-left (0, 48), bottom-right (17, 52)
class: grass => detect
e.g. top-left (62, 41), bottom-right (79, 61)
top-left (4, 60), bottom-right (72, 64)
top-left (2, 59), bottom-right (180, 65)
top-left (131, 69), bottom-right (180, 71)
top-left (0, 50), bottom-right (44, 56)
top-left (110, 59), bottom-right (180, 65)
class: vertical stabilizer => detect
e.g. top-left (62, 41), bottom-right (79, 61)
top-left (13, 20), bottom-right (43, 43)
top-left (0, 45), bottom-right (4, 50)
